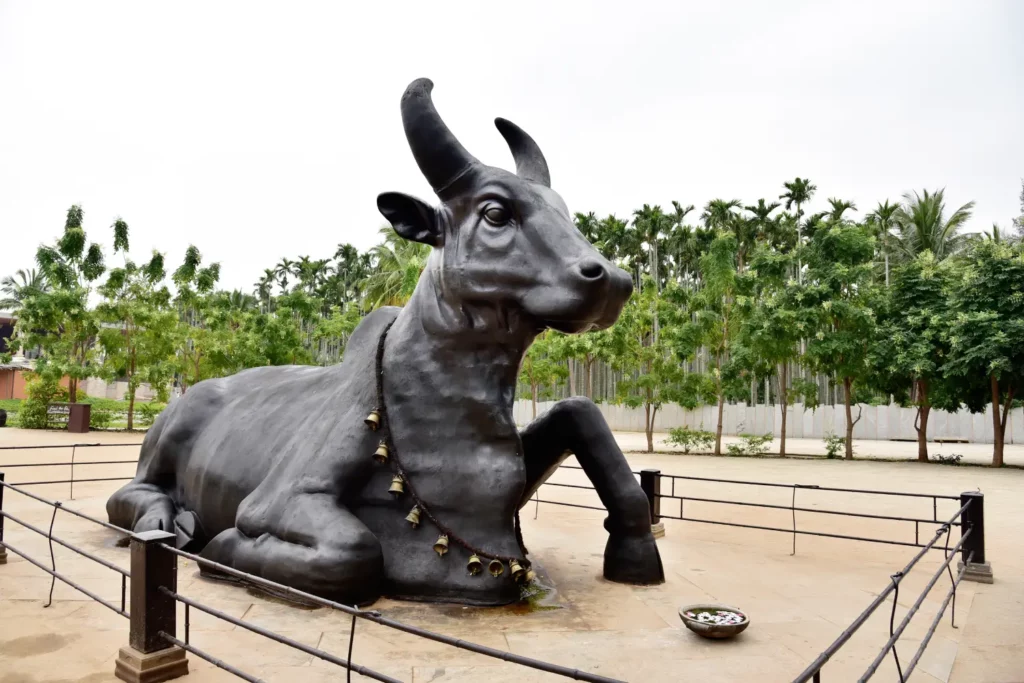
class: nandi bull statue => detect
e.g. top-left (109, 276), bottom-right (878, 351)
top-left (108, 78), bottom-right (664, 606)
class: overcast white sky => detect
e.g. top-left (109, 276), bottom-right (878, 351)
top-left (1, 1), bottom-right (1021, 292)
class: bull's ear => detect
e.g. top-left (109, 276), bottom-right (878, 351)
top-left (377, 192), bottom-right (444, 247)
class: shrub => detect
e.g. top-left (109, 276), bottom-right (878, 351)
top-left (136, 401), bottom-right (163, 427)
top-left (726, 433), bottom-right (773, 456)
top-left (823, 432), bottom-right (845, 459)
top-left (18, 374), bottom-right (69, 430)
top-left (89, 408), bottom-right (114, 430)
top-left (666, 426), bottom-right (715, 454)
top-left (934, 453), bottom-right (963, 466)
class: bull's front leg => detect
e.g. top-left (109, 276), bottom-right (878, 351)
top-left (518, 397), bottom-right (664, 585)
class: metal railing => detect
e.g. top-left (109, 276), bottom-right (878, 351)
top-left (0, 453), bottom-right (624, 683)
top-left (0, 442), bottom-right (142, 498)
top-left (1, 444), bottom-right (990, 682)
top-left (534, 466), bottom-right (987, 682)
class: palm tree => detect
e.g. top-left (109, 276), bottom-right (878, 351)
top-left (780, 178), bottom-right (817, 282)
top-left (0, 268), bottom-right (49, 311)
top-left (895, 189), bottom-right (974, 260)
top-left (982, 223), bottom-right (1004, 243)
top-left (274, 258), bottom-right (295, 294)
top-left (362, 226), bottom-right (430, 308)
top-left (827, 198), bottom-right (857, 222)
top-left (866, 200), bottom-right (900, 286)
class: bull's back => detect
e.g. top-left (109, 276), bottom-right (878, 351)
top-left (151, 308), bottom-right (399, 539)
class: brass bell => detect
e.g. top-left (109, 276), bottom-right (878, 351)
top-left (525, 569), bottom-right (537, 584)
top-left (488, 559), bottom-right (504, 577)
top-left (509, 559), bottom-right (526, 583)
top-left (364, 410), bottom-right (381, 431)
top-left (372, 441), bottom-right (389, 464)
top-left (433, 534), bottom-right (449, 556)
top-left (388, 475), bottom-right (404, 496)
top-left (467, 555), bottom-right (483, 575)
top-left (405, 506), bottom-right (421, 528)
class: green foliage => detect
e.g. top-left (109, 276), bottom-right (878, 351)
top-left (934, 453), bottom-right (963, 466)
top-left (666, 426), bottom-right (715, 454)
top-left (89, 407), bottom-right (114, 429)
top-left (136, 401), bottom-right (163, 427)
top-left (823, 432), bottom-right (845, 459)
top-left (18, 374), bottom-right (68, 430)
top-left (726, 433), bottom-right (773, 456)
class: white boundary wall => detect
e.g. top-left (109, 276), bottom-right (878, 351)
top-left (513, 400), bottom-right (1024, 445)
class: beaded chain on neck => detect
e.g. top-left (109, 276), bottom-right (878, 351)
top-left (373, 319), bottom-right (529, 565)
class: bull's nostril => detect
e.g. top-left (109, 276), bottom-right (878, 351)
top-left (578, 260), bottom-right (606, 281)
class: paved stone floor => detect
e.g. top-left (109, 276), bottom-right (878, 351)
top-left (1, 428), bottom-right (1022, 682)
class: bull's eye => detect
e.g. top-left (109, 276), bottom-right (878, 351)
top-left (483, 205), bottom-right (510, 226)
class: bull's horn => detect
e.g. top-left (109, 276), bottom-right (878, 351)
top-left (401, 78), bottom-right (479, 195)
top-left (495, 118), bottom-right (550, 187)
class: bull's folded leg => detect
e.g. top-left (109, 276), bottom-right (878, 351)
top-left (106, 482), bottom-right (176, 537)
top-left (519, 396), bottom-right (664, 585)
top-left (200, 491), bottom-right (384, 605)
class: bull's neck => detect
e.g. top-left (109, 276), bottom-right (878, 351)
top-left (382, 273), bottom-right (536, 444)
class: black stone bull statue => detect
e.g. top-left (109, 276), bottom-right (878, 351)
top-left (108, 78), bottom-right (664, 606)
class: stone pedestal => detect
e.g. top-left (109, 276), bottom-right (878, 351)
top-left (651, 521), bottom-right (665, 539)
top-left (114, 646), bottom-right (188, 683)
top-left (958, 560), bottom-right (994, 584)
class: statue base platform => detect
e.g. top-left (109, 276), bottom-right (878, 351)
top-left (651, 521), bottom-right (665, 539)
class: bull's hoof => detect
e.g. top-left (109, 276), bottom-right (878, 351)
top-left (603, 532), bottom-right (664, 585)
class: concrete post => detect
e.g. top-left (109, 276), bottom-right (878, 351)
top-left (0, 472), bottom-right (8, 565)
top-left (640, 469), bottom-right (665, 538)
top-left (114, 530), bottom-right (188, 683)
top-left (959, 491), bottom-right (993, 584)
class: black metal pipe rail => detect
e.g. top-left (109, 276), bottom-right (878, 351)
top-left (791, 502), bottom-right (972, 683)
top-left (659, 512), bottom-right (950, 551)
top-left (160, 587), bottom-right (402, 683)
top-left (0, 460), bottom-right (139, 467)
top-left (0, 479), bottom-right (131, 536)
top-left (858, 531), bottom-right (973, 680)
top-left (0, 539), bottom-right (129, 618)
top-left (160, 632), bottom-right (265, 683)
top-left (657, 472), bottom-right (961, 500)
top-left (0, 443), bottom-right (143, 450)
top-left (656, 493), bottom-right (961, 527)
top-left (0, 509), bottom-right (129, 576)
top-left (161, 544), bottom-right (624, 683)
top-left (900, 551), bottom-right (974, 680)
top-left (11, 476), bottom-right (134, 486)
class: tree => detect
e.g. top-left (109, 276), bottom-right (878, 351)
top-left (896, 189), bottom-right (974, 260)
top-left (608, 279), bottom-right (710, 452)
top-left (1012, 180), bottom-right (1024, 241)
top-left (172, 245), bottom-right (224, 392)
top-left (736, 245), bottom-right (815, 456)
top-left (802, 220), bottom-right (878, 459)
top-left (14, 205), bottom-right (106, 402)
top-left (96, 219), bottom-right (176, 429)
top-left (870, 252), bottom-right (957, 462)
top-left (780, 178), bottom-right (817, 281)
top-left (866, 200), bottom-right (901, 286)
top-left (518, 331), bottom-right (569, 419)
top-left (0, 268), bottom-right (49, 312)
top-left (362, 226), bottom-right (429, 308)
top-left (687, 232), bottom-right (743, 455)
top-left (945, 240), bottom-right (1024, 467)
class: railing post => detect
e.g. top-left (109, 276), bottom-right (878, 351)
top-left (959, 491), bottom-right (993, 584)
top-left (0, 472), bottom-right (7, 565)
top-left (114, 530), bottom-right (188, 683)
top-left (640, 469), bottom-right (664, 538)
